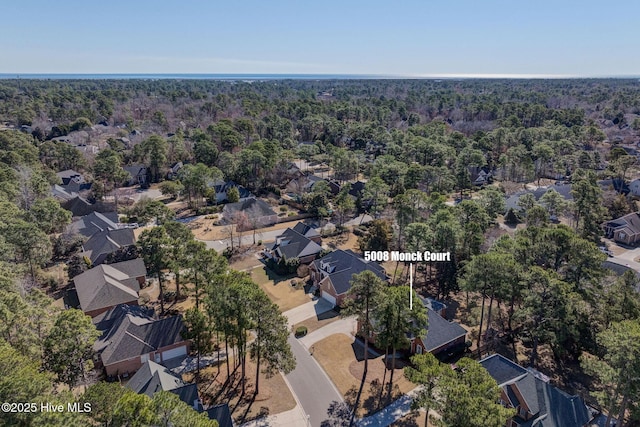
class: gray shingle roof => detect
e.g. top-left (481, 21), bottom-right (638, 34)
top-left (73, 260), bottom-right (145, 313)
top-left (605, 212), bottom-right (640, 235)
top-left (94, 305), bottom-right (186, 367)
top-left (56, 169), bottom-right (85, 185)
top-left (222, 197), bottom-right (276, 221)
top-left (69, 211), bottom-right (121, 237)
top-left (312, 249), bottom-right (387, 295)
top-left (479, 354), bottom-right (528, 386)
top-left (480, 354), bottom-right (592, 427)
top-left (292, 222), bottom-right (320, 239)
top-left (505, 184), bottom-right (573, 212)
top-left (205, 403), bottom-right (234, 427)
top-left (82, 228), bottom-right (136, 265)
top-left (422, 308), bottom-right (467, 352)
top-left (127, 360), bottom-right (185, 397)
top-left (273, 228), bottom-right (322, 260)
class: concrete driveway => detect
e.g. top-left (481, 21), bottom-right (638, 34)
top-left (283, 298), bottom-right (334, 328)
top-left (299, 317), bottom-right (357, 349)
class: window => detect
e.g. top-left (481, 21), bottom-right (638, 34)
top-left (141, 353), bottom-right (149, 363)
top-left (416, 345), bottom-right (423, 354)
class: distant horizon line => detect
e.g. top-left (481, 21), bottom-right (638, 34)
top-left (1, 72), bottom-right (640, 80)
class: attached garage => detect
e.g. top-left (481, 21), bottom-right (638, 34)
top-left (161, 345), bottom-right (187, 362)
top-left (321, 291), bottom-right (337, 307)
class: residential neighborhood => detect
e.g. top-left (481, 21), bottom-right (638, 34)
top-left (2, 74), bottom-right (640, 427)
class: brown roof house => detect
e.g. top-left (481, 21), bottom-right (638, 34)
top-left (93, 304), bottom-right (189, 377)
top-left (265, 226), bottom-right (322, 265)
top-left (73, 258), bottom-right (146, 317)
top-left (309, 249), bottom-right (387, 307)
top-left (222, 197), bottom-right (278, 231)
top-left (604, 212), bottom-right (640, 245)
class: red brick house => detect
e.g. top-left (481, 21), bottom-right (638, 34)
top-left (93, 305), bottom-right (189, 377)
top-left (409, 303), bottom-right (467, 357)
top-left (361, 297), bottom-right (467, 358)
top-left (309, 249), bottom-right (387, 307)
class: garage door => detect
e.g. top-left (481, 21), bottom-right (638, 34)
top-left (161, 345), bottom-right (187, 361)
top-left (321, 291), bottom-right (336, 307)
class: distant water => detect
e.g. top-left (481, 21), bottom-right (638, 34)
top-left (0, 73), bottom-right (394, 80)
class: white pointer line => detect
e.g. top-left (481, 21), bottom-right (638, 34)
top-left (410, 262), bottom-right (413, 310)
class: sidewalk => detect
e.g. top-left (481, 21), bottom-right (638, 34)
top-left (355, 387), bottom-right (422, 427)
top-left (239, 404), bottom-right (310, 427)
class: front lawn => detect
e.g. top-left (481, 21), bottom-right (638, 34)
top-left (313, 334), bottom-right (416, 417)
top-left (250, 267), bottom-right (310, 312)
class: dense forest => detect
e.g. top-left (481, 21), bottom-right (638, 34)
top-left (1, 78), bottom-right (640, 426)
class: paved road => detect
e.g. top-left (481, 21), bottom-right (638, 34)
top-left (609, 246), bottom-right (640, 271)
top-left (285, 336), bottom-right (343, 427)
top-left (197, 228), bottom-right (286, 252)
top-left (299, 317), bottom-right (357, 348)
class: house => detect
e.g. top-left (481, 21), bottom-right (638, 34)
top-left (68, 211), bottom-right (121, 237)
top-left (56, 169), bottom-right (85, 186)
top-left (410, 298), bottom-right (467, 358)
top-left (222, 197), bottom-right (278, 230)
top-left (124, 164), bottom-right (148, 186)
top-left (212, 180), bottom-right (253, 203)
top-left (598, 178), bottom-right (629, 195)
top-left (629, 178), bottom-right (640, 197)
top-left (54, 170), bottom-right (92, 196)
top-left (348, 181), bottom-right (366, 199)
top-left (73, 258), bottom-right (146, 317)
top-left (126, 360), bottom-right (200, 409)
top-left (205, 403), bottom-right (234, 427)
top-left (309, 249), bottom-right (388, 307)
top-left (61, 196), bottom-right (115, 218)
top-left (469, 167), bottom-right (493, 187)
top-left (266, 227), bottom-right (322, 264)
top-left (292, 222), bottom-right (322, 243)
top-left (479, 354), bottom-right (595, 427)
top-left (167, 162), bottom-right (183, 180)
top-left (604, 212), bottom-right (640, 245)
top-left (93, 304), bottom-right (189, 377)
top-left (82, 228), bottom-right (136, 265)
top-left (361, 297), bottom-right (467, 358)
top-left (505, 184), bottom-right (573, 213)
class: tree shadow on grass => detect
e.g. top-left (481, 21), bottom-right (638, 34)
top-left (321, 401), bottom-right (352, 427)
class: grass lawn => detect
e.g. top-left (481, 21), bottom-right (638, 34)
top-left (392, 411), bottom-right (427, 427)
top-left (313, 334), bottom-right (416, 417)
top-left (250, 267), bottom-right (310, 312)
top-left (188, 357), bottom-right (295, 425)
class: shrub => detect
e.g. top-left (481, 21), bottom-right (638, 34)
top-left (296, 264), bottom-right (309, 278)
top-left (295, 326), bottom-right (308, 337)
top-left (279, 206), bottom-right (288, 212)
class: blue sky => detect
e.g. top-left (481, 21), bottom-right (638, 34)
top-left (2, 0), bottom-right (638, 76)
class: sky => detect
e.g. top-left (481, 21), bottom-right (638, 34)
top-left (2, 0), bottom-right (639, 77)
